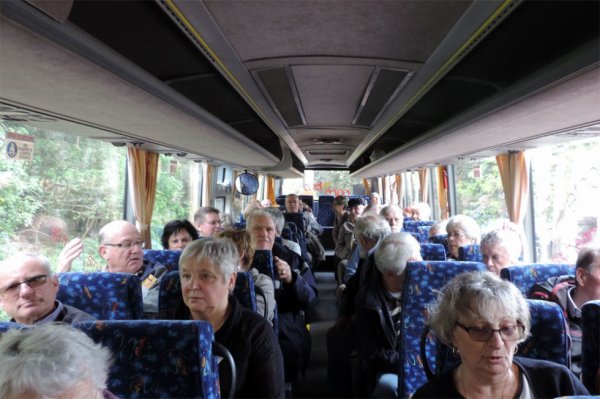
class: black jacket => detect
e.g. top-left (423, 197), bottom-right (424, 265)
top-left (412, 357), bottom-right (589, 398)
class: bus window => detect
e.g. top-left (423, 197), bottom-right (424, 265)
top-left (0, 123), bottom-right (126, 268)
top-left (530, 138), bottom-right (600, 263)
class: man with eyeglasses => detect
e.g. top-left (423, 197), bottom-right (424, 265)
top-left (0, 253), bottom-right (95, 324)
top-left (193, 207), bottom-right (223, 238)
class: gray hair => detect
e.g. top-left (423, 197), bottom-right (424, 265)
top-left (262, 207), bottom-right (285, 234)
top-left (0, 253), bottom-right (53, 277)
top-left (193, 207), bottom-right (220, 225)
top-left (354, 213), bottom-right (391, 242)
top-left (0, 323), bottom-right (111, 398)
top-left (427, 271), bottom-right (531, 346)
top-left (480, 229), bottom-right (522, 262)
top-left (374, 232), bottom-right (421, 274)
top-left (179, 237), bottom-right (238, 281)
top-left (380, 205), bottom-right (403, 220)
top-left (245, 210), bottom-right (276, 233)
top-left (446, 214), bottom-right (480, 242)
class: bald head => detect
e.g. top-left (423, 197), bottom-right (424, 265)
top-left (98, 221), bottom-right (144, 274)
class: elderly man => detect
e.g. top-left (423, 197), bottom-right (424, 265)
top-left (193, 206), bottom-right (223, 237)
top-left (380, 204), bottom-right (403, 233)
top-left (284, 194), bottom-right (323, 236)
top-left (246, 209), bottom-right (318, 384)
top-left (0, 253), bottom-right (95, 324)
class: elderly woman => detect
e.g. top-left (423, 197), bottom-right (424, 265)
top-left (0, 323), bottom-right (116, 399)
top-left (446, 215), bottom-right (480, 260)
top-left (218, 228), bottom-right (276, 324)
top-left (161, 219), bottom-right (199, 250)
top-left (413, 271), bottom-right (589, 398)
top-left (357, 232), bottom-right (422, 397)
top-left (480, 229), bottom-right (522, 275)
top-left (173, 237), bottom-right (285, 398)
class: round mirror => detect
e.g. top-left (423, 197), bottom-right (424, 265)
top-left (235, 171), bottom-right (259, 195)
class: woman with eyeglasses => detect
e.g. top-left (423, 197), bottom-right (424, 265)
top-left (413, 271), bottom-right (589, 398)
top-left (445, 215), bottom-right (480, 260)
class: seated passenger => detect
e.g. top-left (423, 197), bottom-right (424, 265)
top-left (161, 219), bottom-right (199, 250)
top-left (364, 192), bottom-right (382, 215)
top-left (332, 195), bottom-right (349, 243)
top-left (446, 214), bottom-right (480, 260)
top-left (529, 245), bottom-right (600, 376)
top-left (428, 219), bottom-right (448, 238)
top-left (0, 323), bottom-right (116, 399)
top-left (261, 198), bottom-right (273, 208)
top-left (480, 229), bottom-right (522, 275)
top-left (193, 207), bottom-right (223, 238)
top-left (218, 228), bottom-right (275, 325)
top-left (0, 253), bottom-right (95, 325)
top-left (285, 194), bottom-right (323, 236)
top-left (356, 232), bottom-right (422, 397)
top-left (263, 206), bottom-right (303, 257)
top-left (413, 271), bottom-right (589, 398)
top-left (335, 197), bottom-right (365, 261)
top-left (380, 204), bottom-right (404, 233)
top-left (169, 237), bottom-right (285, 397)
top-left (246, 210), bottom-right (318, 383)
top-left (411, 202), bottom-right (431, 221)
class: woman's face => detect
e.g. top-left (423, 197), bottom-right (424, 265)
top-left (481, 243), bottom-right (511, 275)
top-left (180, 258), bottom-right (234, 320)
top-left (452, 315), bottom-right (521, 378)
top-left (168, 229), bottom-right (193, 250)
top-left (447, 226), bottom-right (475, 258)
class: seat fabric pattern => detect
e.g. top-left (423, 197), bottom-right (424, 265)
top-left (402, 220), bottom-right (436, 233)
top-left (581, 300), bottom-right (600, 394)
top-left (401, 261), bottom-right (486, 398)
top-left (57, 272), bottom-right (143, 320)
top-left (428, 234), bottom-right (449, 254)
top-left (234, 271), bottom-right (257, 312)
top-left (143, 250), bottom-right (182, 272)
top-left (75, 320), bottom-right (219, 399)
top-left (458, 245), bottom-right (483, 262)
top-left (420, 243), bottom-right (446, 261)
top-left (316, 195), bottom-right (335, 227)
top-left (500, 264), bottom-right (575, 296)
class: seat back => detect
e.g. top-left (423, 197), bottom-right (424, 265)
top-left (409, 231), bottom-right (423, 244)
top-left (428, 234), bottom-right (449, 254)
top-left (459, 244), bottom-right (483, 262)
top-left (143, 249), bottom-right (182, 271)
top-left (250, 250), bottom-right (279, 334)
top-left (0, 322), bottom-right (23, 333)
top-left (299, 195), bottom-right (314, 214)
top-left (75, 320), bottom-right (221, 398)
top-left (417, 225), bottom-right (431, 243)
top-left (400, 260), bottom-right (486, 398)
top-left (499, 263), bottom-right (575, 296)
top-left (582, 300), bottom-right (600, 394)
top-left (276, 195), bottom-right (286, 211)
top-left (433, 299), bottom-right (571, 375)
top-left (57, 272), bottom-right (143, 320)
top-left (420, 243), bottom-right (446, 261)
top-left (316, 195), bottom-right (335, 227)
top-left (403, 220), bottom-right (436, 233)
top-left (158, 271), bottom-right (258, 313)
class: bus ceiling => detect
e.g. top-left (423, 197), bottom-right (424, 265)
top-left (1, 0), bottom-right (599, 178)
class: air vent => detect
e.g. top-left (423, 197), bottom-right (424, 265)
top-left (306, 150), bottom-right (349, 157)
top-left (313, 138), bottom-right (343, 145)
top-left (353, 68), bottom-right (411, 127)
top-left (254, 67), bottom-right (306, 128)
top-left (0, 105), bottom-right (58, 123)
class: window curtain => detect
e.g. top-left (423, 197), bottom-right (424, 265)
top-left (127, 147), bottom-right (159, 248)
top-left (496, 151), bottom-right (529, 224)
top-left (202, 163), bottom-right (213, 207)
top-left (266, 175), bottom-right (276, 204)
top-left (362, 178), bottom-right (371, 195)
top-left (418, 169), bottom-right (429, 203)
top-left (436, 166), bottom-right (449, 220)
top-left (395, 174), bottom-right (403, 206)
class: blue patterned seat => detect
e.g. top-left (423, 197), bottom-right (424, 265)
top-left (417, 226), bottom-right (431, 243)
top-left (251, 250), bottom-right (279, 334)
top-left (500, 263), bottom-right (575, 296)
top-left (433, 299), bottom-right (571, 375)
top-left (57, 272), bottom-right (143, 320)
top-left (400, 260), bottom-right (486, 398)
top-left (581, 300), bottom-right (600, 394)
top-left (75, 320), bottom-right (221, 399)
top-left (420, 243), bottom-right (446, 261)
top-left (428, 234), bottom-right (449, 254)
top-left (143, 249), bottom-right (182, 271)
top-left (157, 271), bottom-right (257, 314)
top-left (0, 321), bottom-right (23, 332)
top-left (316, 195), bottom-right (335, 227)
top-left (403, 220), bottom-right (436, 233)
top-left (409, 231), bottom-right (423, 244)
top-left (459, 244), bottom-right (483, 262)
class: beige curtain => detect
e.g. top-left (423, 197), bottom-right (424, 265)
top-left (418, 169), bottom-right (429, 203)
top-left (436, 166), bottom-right (449, 220)
top-left (362, 178), bottom-right (371, 195)
top-left (203, 163), bottom-right (213, 207)
top-left (127, 147), bottom-right (159, 248)
top-left (496, 151), bottom-right (529, 224)
top-left (266, 175), bottom-right (276, 204)
top-left (395, 174), bottom-right (403, 206)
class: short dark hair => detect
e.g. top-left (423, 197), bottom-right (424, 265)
top-left (161, 220), bottom-right (199, 249)
top-left (576, 246), bottom-right (600, 273)
top-left (333, 196), bottom-right (348, 207)
top-left (348, 197), bottom-right (365, 208)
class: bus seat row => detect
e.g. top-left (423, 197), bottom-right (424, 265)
top-left (581, 300), bottom-right (600, 394)
top-left (500, 264), bottom-right (575, 296)
top-left (0, 320), bottom-right (229, 399)
top-left (419, 243), bottom-right (446, 261)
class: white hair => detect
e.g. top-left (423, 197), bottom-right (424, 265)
top-left (374, 232), bottom-right (421, 274)
top-left (354, 213), bottom-right (391, 242)
top-left (0, 323), bottom-right (111, 398)
top-left (446, 214), bottom-right (481, 242)
top-left (480, 229), bottom-right (522, 262)
top-left (179, 237), bottom-right (238, 281)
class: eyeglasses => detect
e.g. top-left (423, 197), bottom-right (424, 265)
top-left (0, 274), bottom-right (49, 297)
top-left (102, 240), bottom-right (144, 249)
top-left (448, 232), bottom-right (466, 239)
top-left (455, 322), bottom-right (524, 342)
